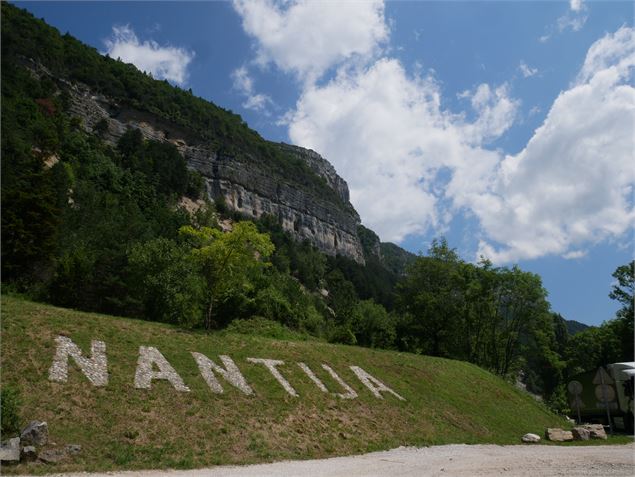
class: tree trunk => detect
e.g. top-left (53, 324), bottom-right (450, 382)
top-left (205, 295), bottom-right (214, 331)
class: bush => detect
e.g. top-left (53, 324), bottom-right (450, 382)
top-left (1, 385), bottom-right (21, 436)
top-left (225, 317), bottom-right (308, 341)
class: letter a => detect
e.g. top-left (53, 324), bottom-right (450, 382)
top-left (48, 336), bottom-right (108, 386)
top-left (134, 346), bottom-right (190, 392)
top-left (350, 366), bottom-right (405, 401)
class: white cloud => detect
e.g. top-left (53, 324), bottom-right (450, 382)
top-left (540, 1), bottom-right (587, 42)
top-left (563, 250), bottom-right (587, 260)
top-left (576, 26), bottom-right (635, 84)
top-left (475, 26), bottom-right (635, 263)
top-left (232, 0), bottom-right (388, 84)
top-left (231, 66), bottom-right (273, 112)
top-left (104, 25), bottom-right (194, 85)
top-left (286, 59), bottom-right (516, 242)
top-left (286, 27), bottom-right (634, 262)
top-left (557, 13), bottom-right (588, 33)
top-left (233, 1), bottom-right (634, 263)
top-left (570, 0), bottom-right (583, 12)
top-left (519, 61), bottom-right (538, 78)
top-left (460, 83), bottom-right (519, 145)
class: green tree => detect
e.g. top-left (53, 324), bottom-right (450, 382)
top-left (609, 261), bottom-right (634, 361)
top-left (128, 238), bottom-right (205, 327)
top-left (396, 238), bottom-right (464, 357)
top-left (179, 221), bottom-right (274, 329)
top-left (351, 300), bottom-right (396, 349)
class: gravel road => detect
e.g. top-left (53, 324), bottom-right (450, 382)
top-left (31, 443), bottom-right (635, 477)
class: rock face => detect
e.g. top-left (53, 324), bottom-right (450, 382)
top-left (521, 433), bottom-right (541, 443)
top-left (20, 421), bottom-right (48, 446)
top-left (57, 74), bottom-right (365, 263)
top-left (545, 428), bottom-right (574, 442)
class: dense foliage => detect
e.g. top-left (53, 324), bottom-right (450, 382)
top-left (1, 3), bottom-right (345, 207)
top-left (2, 2), bottom-right (632, 414)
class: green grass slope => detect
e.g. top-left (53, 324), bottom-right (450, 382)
top-left (2, 296), bottom-right (566, 473)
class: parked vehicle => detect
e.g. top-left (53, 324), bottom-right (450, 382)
top-left (568, 362), bottom-right (634, 433)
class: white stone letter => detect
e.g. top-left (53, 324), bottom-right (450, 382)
top-left (48, 336), bottom-right (108, 386)
top-left (247, 358), bottom-right (298, 397)
top-left (298, 362), bottom-right (328, 393)
top-left (134, 346), bottom-right (190, 392)
top-left (298, 363), bottom-right (357, 399)
top-left (350, 366), bottom-right (405, 401)
top-left (323, 364), bottom-right (358, 399)
top-left (192, 352), bottom-right (253, 395)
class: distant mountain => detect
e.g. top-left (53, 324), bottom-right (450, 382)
top-left (566, 320), bottom-right (590, 335)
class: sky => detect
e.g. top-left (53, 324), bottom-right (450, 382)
top-left (16, 1), bottom-right (634, 326)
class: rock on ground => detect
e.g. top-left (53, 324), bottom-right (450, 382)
top-left (0, 437), bottom-right (20, 463)
top-left (545, 427), bottom-right (574, 442)
top-left (39, 448), bottom-right (67, 464)
top-left (573, 427), bottom-right (591, 440)
top-left (20, 421), bottom-right (48, 446)
top-left (521, 433), bottom-right (541, 443)
top-left (583, 424), bottom-right (608, 440)
top-left (21, 446), bottom-right (38, 462)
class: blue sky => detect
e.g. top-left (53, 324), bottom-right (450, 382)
top-left (17, 1), bottom-right (634, 326)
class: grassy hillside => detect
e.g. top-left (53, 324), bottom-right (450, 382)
top-left (1, 296), bottom-right (568, 473)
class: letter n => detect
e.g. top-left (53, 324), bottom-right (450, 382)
top-left (48, 335), bottom-right (108, 386)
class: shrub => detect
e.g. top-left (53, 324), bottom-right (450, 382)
top-left (1, 385), bottom-right (21, 436)
top-left (225, 317), bottom-right (308, 341)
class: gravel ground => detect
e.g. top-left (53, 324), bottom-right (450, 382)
top-left (29, 443), bottom-right (635, 477)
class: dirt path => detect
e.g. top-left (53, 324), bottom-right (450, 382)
top-left (32, 443), bottom-right (635, 477)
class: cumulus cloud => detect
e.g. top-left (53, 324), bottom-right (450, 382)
top-left (104, 25), bottom-right (194, 85)
top-left (286, 59), bottom-right (517, 242)
top-left (232, 0), bottom-right (388, 84)
top-left (518, 61), bottom-right (538, 78)
top-left (475, 26), bottom-right (635, 262)
top-left (459, 83), bottom-right (519, 145)
top-left (234, 1), bottom-right (633, 263)
top-left (287, 27), bottom-right (634, 262)
top-left (231, 66), bottom-right (273, 112)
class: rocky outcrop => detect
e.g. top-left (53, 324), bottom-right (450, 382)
top-left (58, 74), bottom-right (365, 263)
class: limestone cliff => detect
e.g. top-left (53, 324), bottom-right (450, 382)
top-left (55, 74), bottom-right (365, 263)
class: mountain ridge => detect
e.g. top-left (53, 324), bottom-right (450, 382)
top-left (2, 3), bottom-right (415, 267)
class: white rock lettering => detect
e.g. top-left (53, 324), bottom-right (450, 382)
top-left (298, 362), bottom-right (329, 393)
top-left (192, 352), bottom-right (253, 395)
top-left (247, 358), bottom-right (298, 397)
top-left (134, 346), bottom-right (190, 392)
top-left (350, 365), bottom-right (405, 401)
top-left (48, 335), bottom-right (108, 386)
top-left (323, 364), bottom-right (358, 399)
top-left (47, 335), bottom-right (407, 402)
top-left (298, 363), bottom-right (357, 399)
